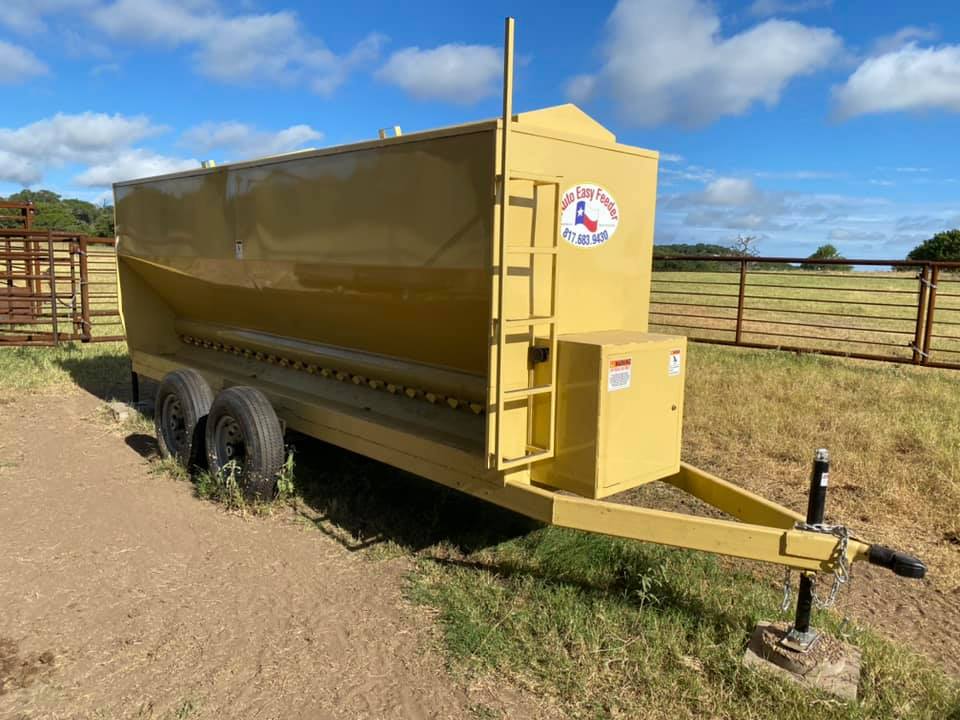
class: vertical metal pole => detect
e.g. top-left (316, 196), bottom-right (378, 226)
top-left (31, 237), bottom-right (41, 317)
top-left (69, 239), bottom-right (80, 337)
top-left (3, 237), bottom-right (10, 288)
top-left (735, 259), bottom-right (747, 344)
top-left (785, 448), bottom-right (829, 650)
top-left (131, 370), bottom-right (140, 405)
top-left (79, 236), bottom-right (92, 342)
top-left (912, 265), bottom-right (930, 364)
top-left (491, 16), bottom-right (515, 469)
top-left (46, 230), bottom-right (59, 346)
top-left (921, 265), bottom-right (939, 365)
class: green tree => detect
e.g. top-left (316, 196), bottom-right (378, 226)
top-left (92, 206), bottom-right (115, 237)
top-left (907, 229), bottom-right (960, 262)
top-left (2, 189), bottom-right (114, 237)
top-left (804, 243), bottom-right (852, 272)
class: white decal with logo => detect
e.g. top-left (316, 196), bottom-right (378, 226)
top-left (559, 183), bottom-right (620, 248)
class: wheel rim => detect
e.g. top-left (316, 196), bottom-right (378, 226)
top-left (213, 414), bottom-right (245, 474)
top-left (160, 394), bottom-right (187, 454)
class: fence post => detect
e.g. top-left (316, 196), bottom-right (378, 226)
top-left (735, 258), bottom-right (747, 344)
top-left (69, 239), bottom-right (80, 337)
top-left (921, 265), bottom-right (940, 365)
top-left (46, 230), bottom-right (59, 346)
top-left (912, 265), bottom-right (931, 364)
top-left (79, 235), bottom-right (92, 343)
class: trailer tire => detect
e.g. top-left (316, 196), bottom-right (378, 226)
top-left (206, 386), bottom-right (285, 501)
top-left (155, 369), bottom-right (214, 470)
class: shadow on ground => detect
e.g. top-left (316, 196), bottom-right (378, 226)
top-left (125, 433), bottom-right (158, 459)
top-left (286, 430), bottom-right (539, 556)
top-left (57, 348), bottom-right (135, 401)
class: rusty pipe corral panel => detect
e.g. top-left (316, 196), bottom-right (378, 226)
top-left (0, 203), bottom-right (120, 347)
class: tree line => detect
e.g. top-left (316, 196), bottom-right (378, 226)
top-left (655, 229), bottom-right (960, 271)
top-left (1, 189), bottom-right (115, 237)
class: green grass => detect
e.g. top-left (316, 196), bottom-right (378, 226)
top-left (410, 527), bottom-right (960, 720)
top-left (0, 340), bottom-right (128, 398)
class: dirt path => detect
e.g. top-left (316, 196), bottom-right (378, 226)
top-left (0, 393), bottom-right (542, 720)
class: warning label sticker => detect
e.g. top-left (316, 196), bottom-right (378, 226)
top-left (608, 357), bottom-right (632, 391)
top-left (668, 349), bottom-right (682, 376)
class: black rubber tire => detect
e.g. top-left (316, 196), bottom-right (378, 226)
top-left (205, 386), bottom-right (285, 501)
top-left (154, 369), bottom-right (214, 469)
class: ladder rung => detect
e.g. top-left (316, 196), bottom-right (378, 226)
top-left (510, 171), bottom-right (562, 185)
top-left (503, 384), bottom-right (553, 399)
top-left (500, 448), bottom-right (552, 468)
top-left (505, 246), bottom-right (558, 255)
top-left (503, 315), bottom-right (555, 328)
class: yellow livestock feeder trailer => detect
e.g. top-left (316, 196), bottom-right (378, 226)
top-left (116, 18), bottom-right (923, 653)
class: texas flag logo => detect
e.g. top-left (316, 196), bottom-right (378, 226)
top-left (575, 200), bottom-right (598, 232)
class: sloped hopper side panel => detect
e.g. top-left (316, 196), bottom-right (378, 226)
top-left (115, 129), bottom-right (496, 381)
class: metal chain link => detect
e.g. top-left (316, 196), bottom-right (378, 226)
top-left (780, 567), bottom-right (793, 613)
top-left (780, 523), bottom-right (852, 613)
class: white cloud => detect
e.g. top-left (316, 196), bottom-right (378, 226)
top-left (0, 0), bottom-right (98, 34)
top-left (180, 122), bottom-right (323, 160)
top-left (566, 0), bottom-right (842, 127)
top-left (0, 151), bottom-right (44, 186)
top-left (0, 40), bottom-right (50, 82)
top-left (871, 26), bottom-right (938, 56)
top-left (701, 178), bottom-right (761, 206)
top-left (0, 112), bottom-right (168, 186)
top-left (376, 44), bottom-right (501, 104)
top-left (92, 0), bottom-right (383, 95)
top-left (63, 28), bottom-right (112, 60)
top-left (91, 0), bottom-right (211, 44)
top-left (748, 0), bottom-right (832, 17)
top-left (660, 174), bottom-right (891, 236)
top-left (74, 149), bottom-right (198, 187)
top-left (0, 112), bottom-right (162, 165)
top-left (656, 164), bottom-right (957, 258)
top-left (833, 42), bottom-right (960, 119)
top-left (755, 169), bottom-right (839, 180)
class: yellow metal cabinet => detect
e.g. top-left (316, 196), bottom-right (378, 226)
top-left (539, 331), bottom-right (686, 499)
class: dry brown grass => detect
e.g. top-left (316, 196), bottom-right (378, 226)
top-left (678, 342), bottom-right (960, 590)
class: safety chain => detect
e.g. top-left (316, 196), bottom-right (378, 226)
top-left (780, 523), bottom-right (852, 613)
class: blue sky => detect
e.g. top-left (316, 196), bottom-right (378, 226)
top-left (1, 0), bottom-right (958, 258)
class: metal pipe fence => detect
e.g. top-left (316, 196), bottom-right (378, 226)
top-left (649, 255), bottom-right (960, 370)
top-left (0, 212), bottom-right (121, 347)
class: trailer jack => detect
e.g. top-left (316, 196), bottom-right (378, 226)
top-left (498, 446), bottom-right (926, 700)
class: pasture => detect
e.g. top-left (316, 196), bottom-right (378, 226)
top-left (650, 266), bottom-right (960, 366)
